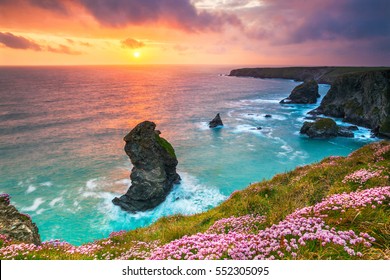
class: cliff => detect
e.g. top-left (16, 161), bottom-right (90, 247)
top-left (229, 66), bottom-right (390, 84)
top-left (0, 194), bottom-right (41, 245)
top-left (112, 121), bottom-right (181, 212)
top-left (1, 141), bottom-right (389, 260)
top-left (312, 70), bottom-right (390, 137)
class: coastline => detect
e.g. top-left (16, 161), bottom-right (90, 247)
top-left (229, 66), bottom-right (390, 84)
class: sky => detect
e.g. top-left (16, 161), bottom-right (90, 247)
top-left (0, 0), bottom-right (389, 66)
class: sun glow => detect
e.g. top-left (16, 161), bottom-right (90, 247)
top-left (133, 51), bottom-right (141, 58)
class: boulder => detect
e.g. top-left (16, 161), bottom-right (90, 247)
top-left (280, 79), bottom-right (320, 104)
top-left (300, 118), bottom-right (354, 138)
top-left (209, 113), bottom-right (223, 128)
top-left (112, 121), bottom-right (181, 212)
top-left (0, 194), bottom-right (41, 245)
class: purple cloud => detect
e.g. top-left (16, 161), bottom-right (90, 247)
top-left (78, 0), bottom-right (241, 32)
top-left (0, 32), bottom-right (41, 50)
top-left (0, 32), bottom-right (82, 55)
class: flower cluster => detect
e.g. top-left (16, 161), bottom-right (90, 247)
top-left (0, 243), bottom-right (39, 259)
top-left (0, 193), bottom-right (10, 205)
top-left (374, 143), bottom-right (390, 161)
top-left (284, 187), bottom-right (389, 219)
top-left (342, 168), bottom-right (383, 184)
top-left (0, 234), bottom-right (11, 245)
top-left (149, 186), bottom-right (389, 260)
top-left (66, 243), bottom-right (103, 256)
top-left (206, 214), bottom-right (266, 234)
top-left (115, 240), bottom-right (161, 260)
top-left (109, 230), bottom-right (127, 238)
top-left (323, 156), bottom-right (343, 167)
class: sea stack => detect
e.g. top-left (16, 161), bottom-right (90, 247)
top-left (209, 113), bottom-right (223, 128)
top-left (112, 121), bottom-right (181, 212)
top-left (280, 79), bottom-right (319, 104)
top-left (0, 194), bottom-right (41, 245)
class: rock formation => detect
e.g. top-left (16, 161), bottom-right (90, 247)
top-left (280, 79), bottom-right (320, 104)
top-left (0, 194), bottom-right (41, 245)
top-left (209, 113), bottom-right (223, 128)
top-left (300, 118), bottom-right (354, 139)
top-left (310, 70), bottom-right (390, 137)
top-left (112, 121), bottom-right (181, 212)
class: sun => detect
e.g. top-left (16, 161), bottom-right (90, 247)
top-left (133, 51), bottom-right (141, 58)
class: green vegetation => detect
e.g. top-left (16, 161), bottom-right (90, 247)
top-left (1, 142), bottom-right (389, 260)
top-left (155, 134), bottom-right (176, 158)
top-left (312, 118), bottom-right (337, 130)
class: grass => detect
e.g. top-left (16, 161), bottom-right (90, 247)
top-left (1, 141), bottom-right (389, 260)
top-left (155, 134), bottom-right (176, 158)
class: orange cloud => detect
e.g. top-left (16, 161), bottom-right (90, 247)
top-left (121, 38), bottom-right (145, 49)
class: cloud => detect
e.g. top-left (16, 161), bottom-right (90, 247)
top-left (0, 32), bottom-right (41, 50)
top-left (78, 0), bottom-right (241, 32)
top-left (0, 32), bottom-right (82, 55)
top-left (28, 0), bottom-right (68, 14)
top-left (47, 44), bottom-right (82, 55)
top-left (121, 38), bottom-right (145, 49)
top-left (1, 0), bottom-right (241, 32)
top-left (247, 0), bottom-right (390, 45)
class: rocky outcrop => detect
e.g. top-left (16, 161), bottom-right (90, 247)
top-left (0, 194), bottom-right (41, 245)
top-left (209, 113), bottom-right (223, 128)
top-left (112, 121), bottom-right (181, 212)
top-left (280, 79), bottom-right (319, 104)
top-left (300, 118), bottom-right (354, 139)
top-left (311, 70), bottom-right (390, 137)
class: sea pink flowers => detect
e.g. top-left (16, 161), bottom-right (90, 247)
top-left (207, 214), bottom-right (266, 234)
top-left (342, 168), bottom-right (383, 184)
top-left (149, 186), bottom-right (389, 260)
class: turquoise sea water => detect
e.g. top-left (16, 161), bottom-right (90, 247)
top-left (0, 65), bottom-right (377, 245)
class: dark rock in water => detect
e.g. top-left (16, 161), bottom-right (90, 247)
top-left (304, 115), bottom-right (320, 121)
top-left (264, 114), bottom-right (272, 118)
top-left (337, 127), bottom-right (354, 138)
top-left (112, 121), bottom-right (181, 212)
top-left (347, 125), bottom-right (359, 131)
top-left (313, 70), bottom-right (390, 137)
top-left (300, 118), bottom-right (356, 138)
top-left (209, 113), bottom-right (223, 128)
top-left (280, 79), bottom-right (319, 104)
top-left (0, 194), bottom-right (41, 245)
top-left (257, 127), bottom-right (262, 130)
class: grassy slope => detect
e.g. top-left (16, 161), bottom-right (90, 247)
top-left (1, 141), bottom-right (389, 260)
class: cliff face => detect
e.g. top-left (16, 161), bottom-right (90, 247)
top-left (0, 194), bottom-right (41, 245)
top-left (313, 70), bottom-right (390, 137)
top-left (112, 121), bottom-right (181, 212)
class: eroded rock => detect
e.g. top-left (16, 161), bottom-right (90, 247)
top-left (112, 121), bottom-right (180, 212)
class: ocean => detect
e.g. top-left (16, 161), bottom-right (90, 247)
top-left (0, 65), bottom-right (376, 245)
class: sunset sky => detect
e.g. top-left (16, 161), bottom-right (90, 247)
top-left (0, 0), bottom-right (389, 66)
